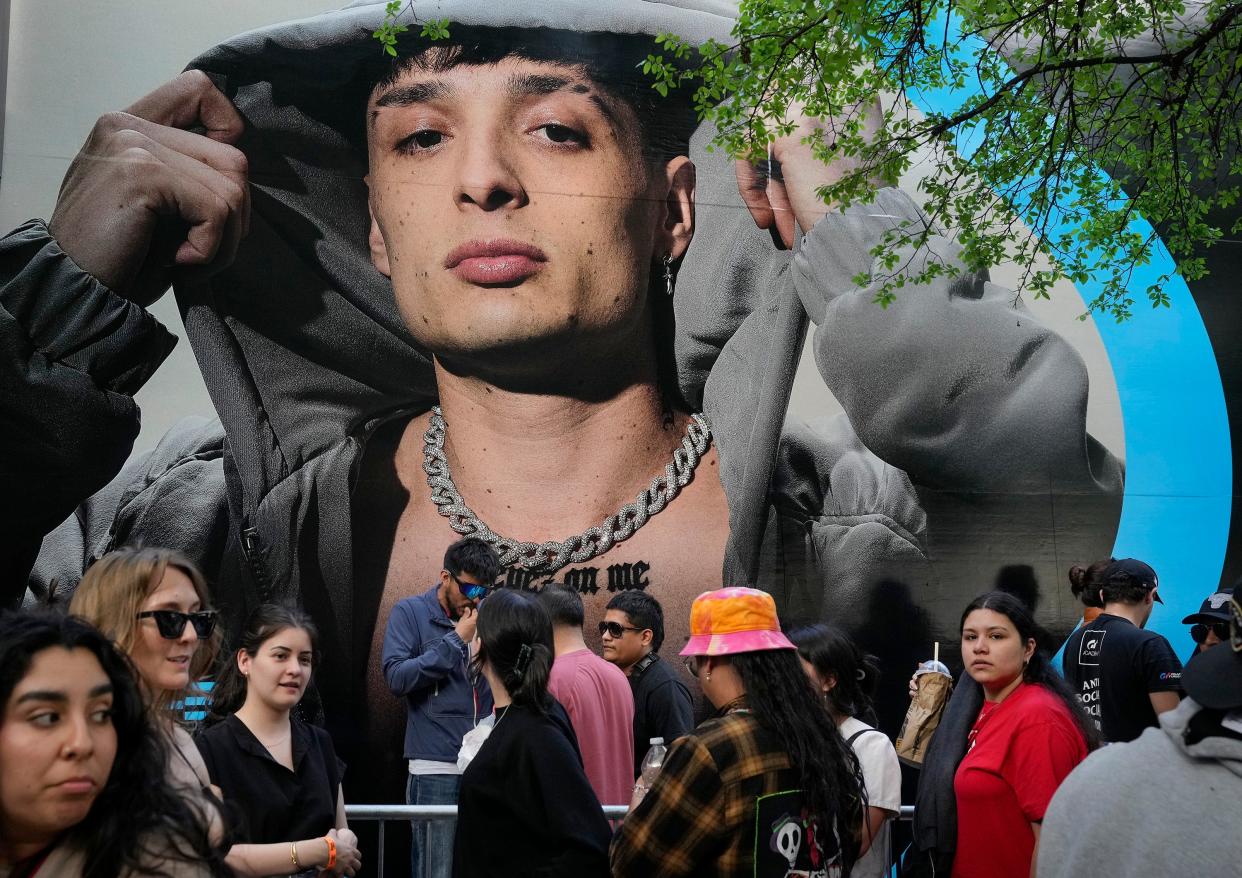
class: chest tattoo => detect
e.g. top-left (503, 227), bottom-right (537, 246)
top-left (500, 560), bottom-right (652, 594)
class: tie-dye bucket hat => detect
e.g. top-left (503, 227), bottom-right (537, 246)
top-left (679, 587), bottom-right (797, 657)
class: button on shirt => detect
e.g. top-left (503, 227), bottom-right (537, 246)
top-left (382, 585), bottom-right (493, 763)
top-left (195, 715), bottom-right (343, 845)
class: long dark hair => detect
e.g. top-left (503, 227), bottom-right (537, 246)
top-left (787, 624), bottom-right (881, 726)
top-left (0, 611), bottom-right (229, 878)
top-left (1068, 559), bottom-right (1113, 610)
top-left (207, 603), bottom-right (319, 723)
top-left (960, 592), bottom-right (1101, 751)
top-left (472, 590), bottom-right (554, 714)
top-left (731, 649), bottom-right (866, 873)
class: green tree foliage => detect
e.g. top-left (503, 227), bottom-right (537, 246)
top-left (375, 1), bottom-right (449, 56)
top-left (646, 0), bottom-right (1240, 320)
top-left (378, 1), bottom-right (1241, 319)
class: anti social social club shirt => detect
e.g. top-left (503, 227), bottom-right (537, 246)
top-left (1062, 613), bottom-right (1184, 743)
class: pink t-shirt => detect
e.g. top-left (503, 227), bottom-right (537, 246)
top-left (548, 648), bottom-right (636, 807)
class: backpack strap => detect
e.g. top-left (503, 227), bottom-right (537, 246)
top-left (846, 727), bottom-right (884, 747)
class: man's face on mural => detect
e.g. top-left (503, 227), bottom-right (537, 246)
top-left (365, 55), bottom-right (694, 374)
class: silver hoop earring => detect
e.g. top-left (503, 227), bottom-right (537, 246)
top-left (662, 254), bottom-right (675, 296)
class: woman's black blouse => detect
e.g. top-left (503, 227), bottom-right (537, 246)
top-left (195, 714), bottom-right (343, 845)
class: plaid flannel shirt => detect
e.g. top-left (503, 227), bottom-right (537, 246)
top-left (611, 709), bottom-right (813, 878)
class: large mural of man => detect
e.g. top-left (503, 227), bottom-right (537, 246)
top-left (3, 0), bottom-right (1126, 793)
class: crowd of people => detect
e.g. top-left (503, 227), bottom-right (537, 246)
top-left (3, 536), bottom-right (1240, 878)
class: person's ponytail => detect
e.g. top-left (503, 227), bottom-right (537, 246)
top-left (474, 590), bottom-right (554, 714)
top-left (787, 624), bottom-right (881, 726)
top-left (505, 641), bottom-right (553, 711)
top-left (1067, 559), bottom-right (1113, 609)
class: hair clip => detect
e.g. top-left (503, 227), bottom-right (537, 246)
top-left (514, 643), bottom-right (533, 676)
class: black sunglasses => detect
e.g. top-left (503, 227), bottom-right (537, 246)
top-left (598, 621), bottom-right (644, 639)
top-left (136, 610), bottom-right (218, 640)
top-left (451, 573), bottom-right (495, 602)
top-left (1191, 621), bottom-right (1232, 644)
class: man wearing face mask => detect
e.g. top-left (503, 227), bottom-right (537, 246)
top-left (381, 537), bottom-right (499, 878)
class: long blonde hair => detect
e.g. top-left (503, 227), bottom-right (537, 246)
top-left (70, 546), bottom-right (220, 715)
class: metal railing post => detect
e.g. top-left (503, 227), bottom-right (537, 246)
top-left (377, 818), bottom-right (384, 877)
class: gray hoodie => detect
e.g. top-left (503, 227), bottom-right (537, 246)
top-left (2, 1), bottom-right (1120, 784)
top-left (1037, 697), bottom-right (1242, 876)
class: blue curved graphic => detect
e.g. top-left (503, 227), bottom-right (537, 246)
top-left (903, 15), bottom-right (1232, 649)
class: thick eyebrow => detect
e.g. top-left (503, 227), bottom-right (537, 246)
top-left (508, 73), bottom-right (577, 97)
top-left (15, 683), bottom-right (112, 705)
top-left (369, 70), bottom-right (624, 135)
top-left (375, 79), bottom-right (452, 108)
top-left (508, 72), bottom-right (621, 127)
top-left (370, 79), bottom-right (454, 127)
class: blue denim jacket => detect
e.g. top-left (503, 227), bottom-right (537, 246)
top-left (382, 585), bottom-right (493, 762)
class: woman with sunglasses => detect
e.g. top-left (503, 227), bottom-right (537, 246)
top-left (195, 604), bottom-right (361, 877)
top-left (452, 588), bottom-right (611, 877)
top-left (612, 587), bottom-right (866, 878)
top-left (0, 610), bottom-right (231, 878)
top-left (68, 546), bottom-right (222, 839)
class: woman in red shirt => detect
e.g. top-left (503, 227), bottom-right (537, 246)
top-left (952, 592), bottom-right (1098, 878)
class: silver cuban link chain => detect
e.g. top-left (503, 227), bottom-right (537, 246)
top-left (422, 405), bottom-right (713, 573)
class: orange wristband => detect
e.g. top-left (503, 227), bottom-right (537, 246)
top-left (323, 835), bottom-right (337, 870)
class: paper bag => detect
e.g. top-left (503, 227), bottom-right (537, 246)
top-left (896, 671), bottom-right (952, 767)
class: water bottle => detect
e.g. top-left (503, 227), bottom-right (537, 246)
top-left (632, 737), bottom-right (667, 804)
top-left (640, 737), bottom-right (667, 784)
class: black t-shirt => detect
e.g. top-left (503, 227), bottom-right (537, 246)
top-left (1062, 613), bottom-right (1184, 743)
top-left (195, 714), bottom-right (344, 844)
top-left (454, 701), bottom-right (611, 878)
top-left (628, 654), bottom-right (694, 777)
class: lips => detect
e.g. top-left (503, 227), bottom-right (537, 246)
top-left (444, 239), bottom-right (547, 285)
top-left (56, 776), bottom-right (98, 795)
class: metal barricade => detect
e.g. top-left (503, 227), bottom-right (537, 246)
top-left (345, 804), bottom-right (629, 877)
top-left (344, 804), bottom-right (914, 878)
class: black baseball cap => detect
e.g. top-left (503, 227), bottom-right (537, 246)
top-left (1181, 590), bottom-right (1234, 625)
top-left (1103, 558), bottom-right (1163, 603)
top-left (1182, 581), bottom-right (1242, 710)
